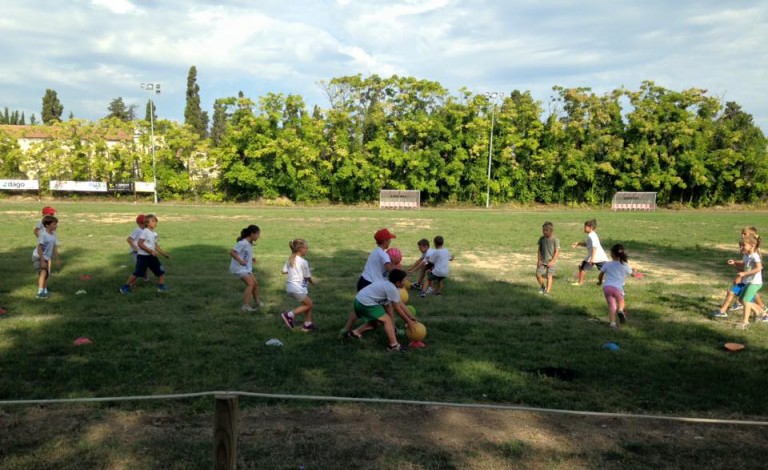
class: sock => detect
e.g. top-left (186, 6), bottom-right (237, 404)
top-left (303, 322), bottom-right (312, 327)
top-left (609, 321), bottom-right (617, 327)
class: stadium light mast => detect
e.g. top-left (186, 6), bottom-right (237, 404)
top-left (484, 91), bottom-right (503, 209)
top-left (139, 82), bottom-right (161, 204)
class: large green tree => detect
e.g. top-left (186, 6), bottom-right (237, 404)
top-left (41, 89), bottom-right (63, 124)
top-left (106, 97), bottom-right (130, 121)
top-left (184, 65), bottom-right (207, 138)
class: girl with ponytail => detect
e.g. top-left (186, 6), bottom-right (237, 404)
top-left (229, 225), bottom-right (263, 312)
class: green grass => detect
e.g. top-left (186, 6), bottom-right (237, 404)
top-left (1, 201), bottom-right (768, 467)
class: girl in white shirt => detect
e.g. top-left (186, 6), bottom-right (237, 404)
top-left (735, 234), bottom-right (763, 329)
top-left (597, 244), bottom-right (633, 330)
top-left (280, 239), bottom-right (317, 332)
top-left (229, 225), bottom-right (262, 312)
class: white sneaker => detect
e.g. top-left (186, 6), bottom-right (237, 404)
top-left (255, 300), bottom-right (265, 308)
top-left (538, 287), bottom-right (545, 294)
top-left (425, 287), bottom-right (435, 295)
top-left (241, 305), bottom-right (257, 313)
top-left (729, 304), bottom-right (744, 312)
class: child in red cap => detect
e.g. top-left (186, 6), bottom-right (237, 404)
top-left (341, 228), bottom-right (397, 335)
top-left (127, 214), bottom-right (149, 285)
top-left (33, 206), bottom-right (57, 239)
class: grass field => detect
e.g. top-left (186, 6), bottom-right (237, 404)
top-left (1, 201), bottom-right (768, 468)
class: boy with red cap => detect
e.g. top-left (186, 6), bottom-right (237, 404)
top-left (33, 206), bottom-right (57, 239)
top-left (341, 228), bottom-right (398, 334)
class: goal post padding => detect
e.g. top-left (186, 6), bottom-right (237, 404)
top-left (611, 192), bottom-right (657, 211)
top-left (379, 190), bottom-right (420, 209)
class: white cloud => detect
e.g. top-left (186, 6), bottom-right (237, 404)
top-left (91, 0), bottom-right (138, 15)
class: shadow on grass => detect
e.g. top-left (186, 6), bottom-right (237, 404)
top-left (2, 241), bottom-right (768, 468)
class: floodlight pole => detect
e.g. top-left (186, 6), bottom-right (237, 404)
top-left (140, 82), bottom-right (161, 204)
top-left (485, 92), bottom-right (502, 209)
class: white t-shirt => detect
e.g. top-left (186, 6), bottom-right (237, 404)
top-left (136, 228), bottom-right (159, 255)
top-left (355, 280), bottom-right (401, 306)
top-left (283, 255), bottom-right (311, 294)
top-left (418, 248), bottom-right (435, 265)
top-left (32, 230), bottom-right (59, 261)
top-left (600, 261), bottom-right (633, 293)
top-left (585, 231), bottom-right (609, 263)
top-left (429, 247), bottom-right (452, 277)
top-left (129, 227), bottom-right (144, 254)
top-left (229, 239), bottom-right (254, 274)
top-left (743, 252), bottom-right (763, 285)
top-left (34, 220), bottom-right (45, 232)
top-left (361, 247), bottom-right (391, 283)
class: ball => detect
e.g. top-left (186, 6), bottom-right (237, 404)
top-left (399, 287), bottom-right (409, 304)
top-left (386, 247), bottom-right (403, 265)
top-left (406, 321), bottom-right (427, 341)
top-left (407, 305), bottom-right (417, 317)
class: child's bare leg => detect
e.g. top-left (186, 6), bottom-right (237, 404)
top-left (417, 267), bottom-right (427, 286)
top-left (250, 276), bottom-right (261, 302)
top-left (577, 268), bottom-right (586, 284)
top-left (241, 276), bottom-right (256, 306)
top-left (536, 273), bottom-right (546, 289)
top-left (293, 297), bottom-right (313, 323)
top-left (546, 274), bottom-right (554, 293)
top-left (124, 274), bottom-right (137, 287)
top-left (38, 269), bottom-right (48, 290)
top-left (354, 320), bottom-right (379, 336)
top-left (742, 302), bottom-right (754, 325)
top-left (719, 291), bottom-right (736, 313)
top-left (436, 279), bottom-right (444, 294)
top-left (344, 312), bottom-right (358, 331)
top-left (379, 315), bottom-right (399, 346)
top-left (755, 293), bottom-right (765, 311)
top-left (158, 274), bottom-right (166, 285)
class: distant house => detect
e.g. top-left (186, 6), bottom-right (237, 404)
top-left (0, 124), bottom-right (134, 152)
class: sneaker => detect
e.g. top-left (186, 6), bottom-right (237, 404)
top-left (609, 323), bottom-right (618, 331)
top-left (735, 322), bottom-right (750, 330)
top-left (255, 299), bottom-right (265, 308)
top-left (36, 291), bottom-right (48, 299)
top-left (301, 323), bottom-right (318, 333)
top-left (119, 286), bottom-right (130, 295)
top-left (281, 311), bottom-right (295, 329)
top-left (346, 330), bottom-right (362, 340)
top-left (425, 287), bottom-right (434, 295)
top-left (538, 287), bottom-right (545, 294)
top-left (411, 282), bottom-right (421, 290)
top-left (617, 310), bottom-right (627, 324)
top-left (570, 282), bottom-right (582, 287)
top-left (157, 285), bottom-right (169, 293)
top-left (711, 310), bottom-right (728, 318)
top-left (759, 315), bottom-right (768, 323)
top-left (729, 304), bottom-right (744, 312)
top-left (419, 291), bottom-right (427, 298)
top-left (387, 343), bottom-right (407, 352)
top-left (241, 305), bottom-right (257, 313)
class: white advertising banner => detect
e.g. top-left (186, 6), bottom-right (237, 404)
top-left (135, 182), bottom-right (156, 193)
top-left (50, 181), bottom-right (108, 192)
top-left (0, 179), bottom-right (39, 190)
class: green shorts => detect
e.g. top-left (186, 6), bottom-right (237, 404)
top-left (739, 284), bottom-right (762, 303)
top-left (354, 299), bottom-right (386, 322)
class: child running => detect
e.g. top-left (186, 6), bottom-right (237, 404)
top-left (572, 219), bottom-right (609, 286)
top-left (357, 228), bottom-right (396, 291)
top-left (734, 234), bottom-right (764, 329)
top-left (126, 214), bottom-right (148, 285)
top-left (741, 226), bottom-right (767, 314)
top-left (343, 269), bottom-right (417, 352)
top-left (536, 221), bottom-right (561, 295)
top-left (119, 214), bottom-right (171, 294)
top-left (33, 206), bottom-right (56, 239)
top-left (32, 215), bottom-right (60, 299)
top-left (597, 244), bottom-right (633, 330)
top-left (281, 239), bottom-right (317, 332)
top-left (712, 241), bottom-right (749, 318)
top-left (229, 225), bottom-right (263, 312)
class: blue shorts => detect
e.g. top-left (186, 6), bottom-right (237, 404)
top-left (730, 282), bottom-right (746, 295)
top-left (133, 254), bottom-right (165, 278)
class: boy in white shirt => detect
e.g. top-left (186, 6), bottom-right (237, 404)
top-left (420, 235), bottom-right (454, 297)
top-left (571, 219), bottom-right (609, 286)
top-left (343, 269), bottom-right (417, 352)
top-left (119, 214), bottom-right (171, 294)
top-left (357, 228), bottom-right (396, 291)
top-left (126, 214), bottom-right (148, 285)
top-left (406, 238), bottom-right (434, 290)
top-left (32, 215), bottom-right (60, 299)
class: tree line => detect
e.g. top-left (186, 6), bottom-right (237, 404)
top-left (1, 72), bottom-right (766, 206)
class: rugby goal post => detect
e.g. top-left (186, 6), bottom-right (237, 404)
top-left (379, 190), bottom-right (420, 209)
top-left (611, 192), bottom-right (657, 211)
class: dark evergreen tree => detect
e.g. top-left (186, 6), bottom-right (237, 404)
top-left (184, 65), bottom-right (207, 137)
top-left (29, 114), bottom-right (37, 125)
top-left (107, 97), bottom-right (130, 121)
top-left (145, 99), bottom-right (157, 123)
top-left (20, 112), bottom-right (25, 125)
top-left (2, 107), bottom-right (9, 124)
top-left (68, 111), bottom-right (74, 120)
top-left (210, 99), bottom-right (229, 147)
top-left (41, 89), bottom-right (64, 124)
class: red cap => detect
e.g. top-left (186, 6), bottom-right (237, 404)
top-left (136, 214), bottom-right (146, 225)
top-left (42, 206), bottom-right (56, 215)
top-left (374, 228), bottom-right (396, 243)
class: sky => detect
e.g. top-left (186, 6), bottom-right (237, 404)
top-left (1, 0), bottom-right (767, 130)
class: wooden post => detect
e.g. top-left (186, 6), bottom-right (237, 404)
top-left (213, 394), bottom-right (238, 470)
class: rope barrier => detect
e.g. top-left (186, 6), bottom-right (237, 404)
top-left (2, 391), bottom-right (767, 426)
